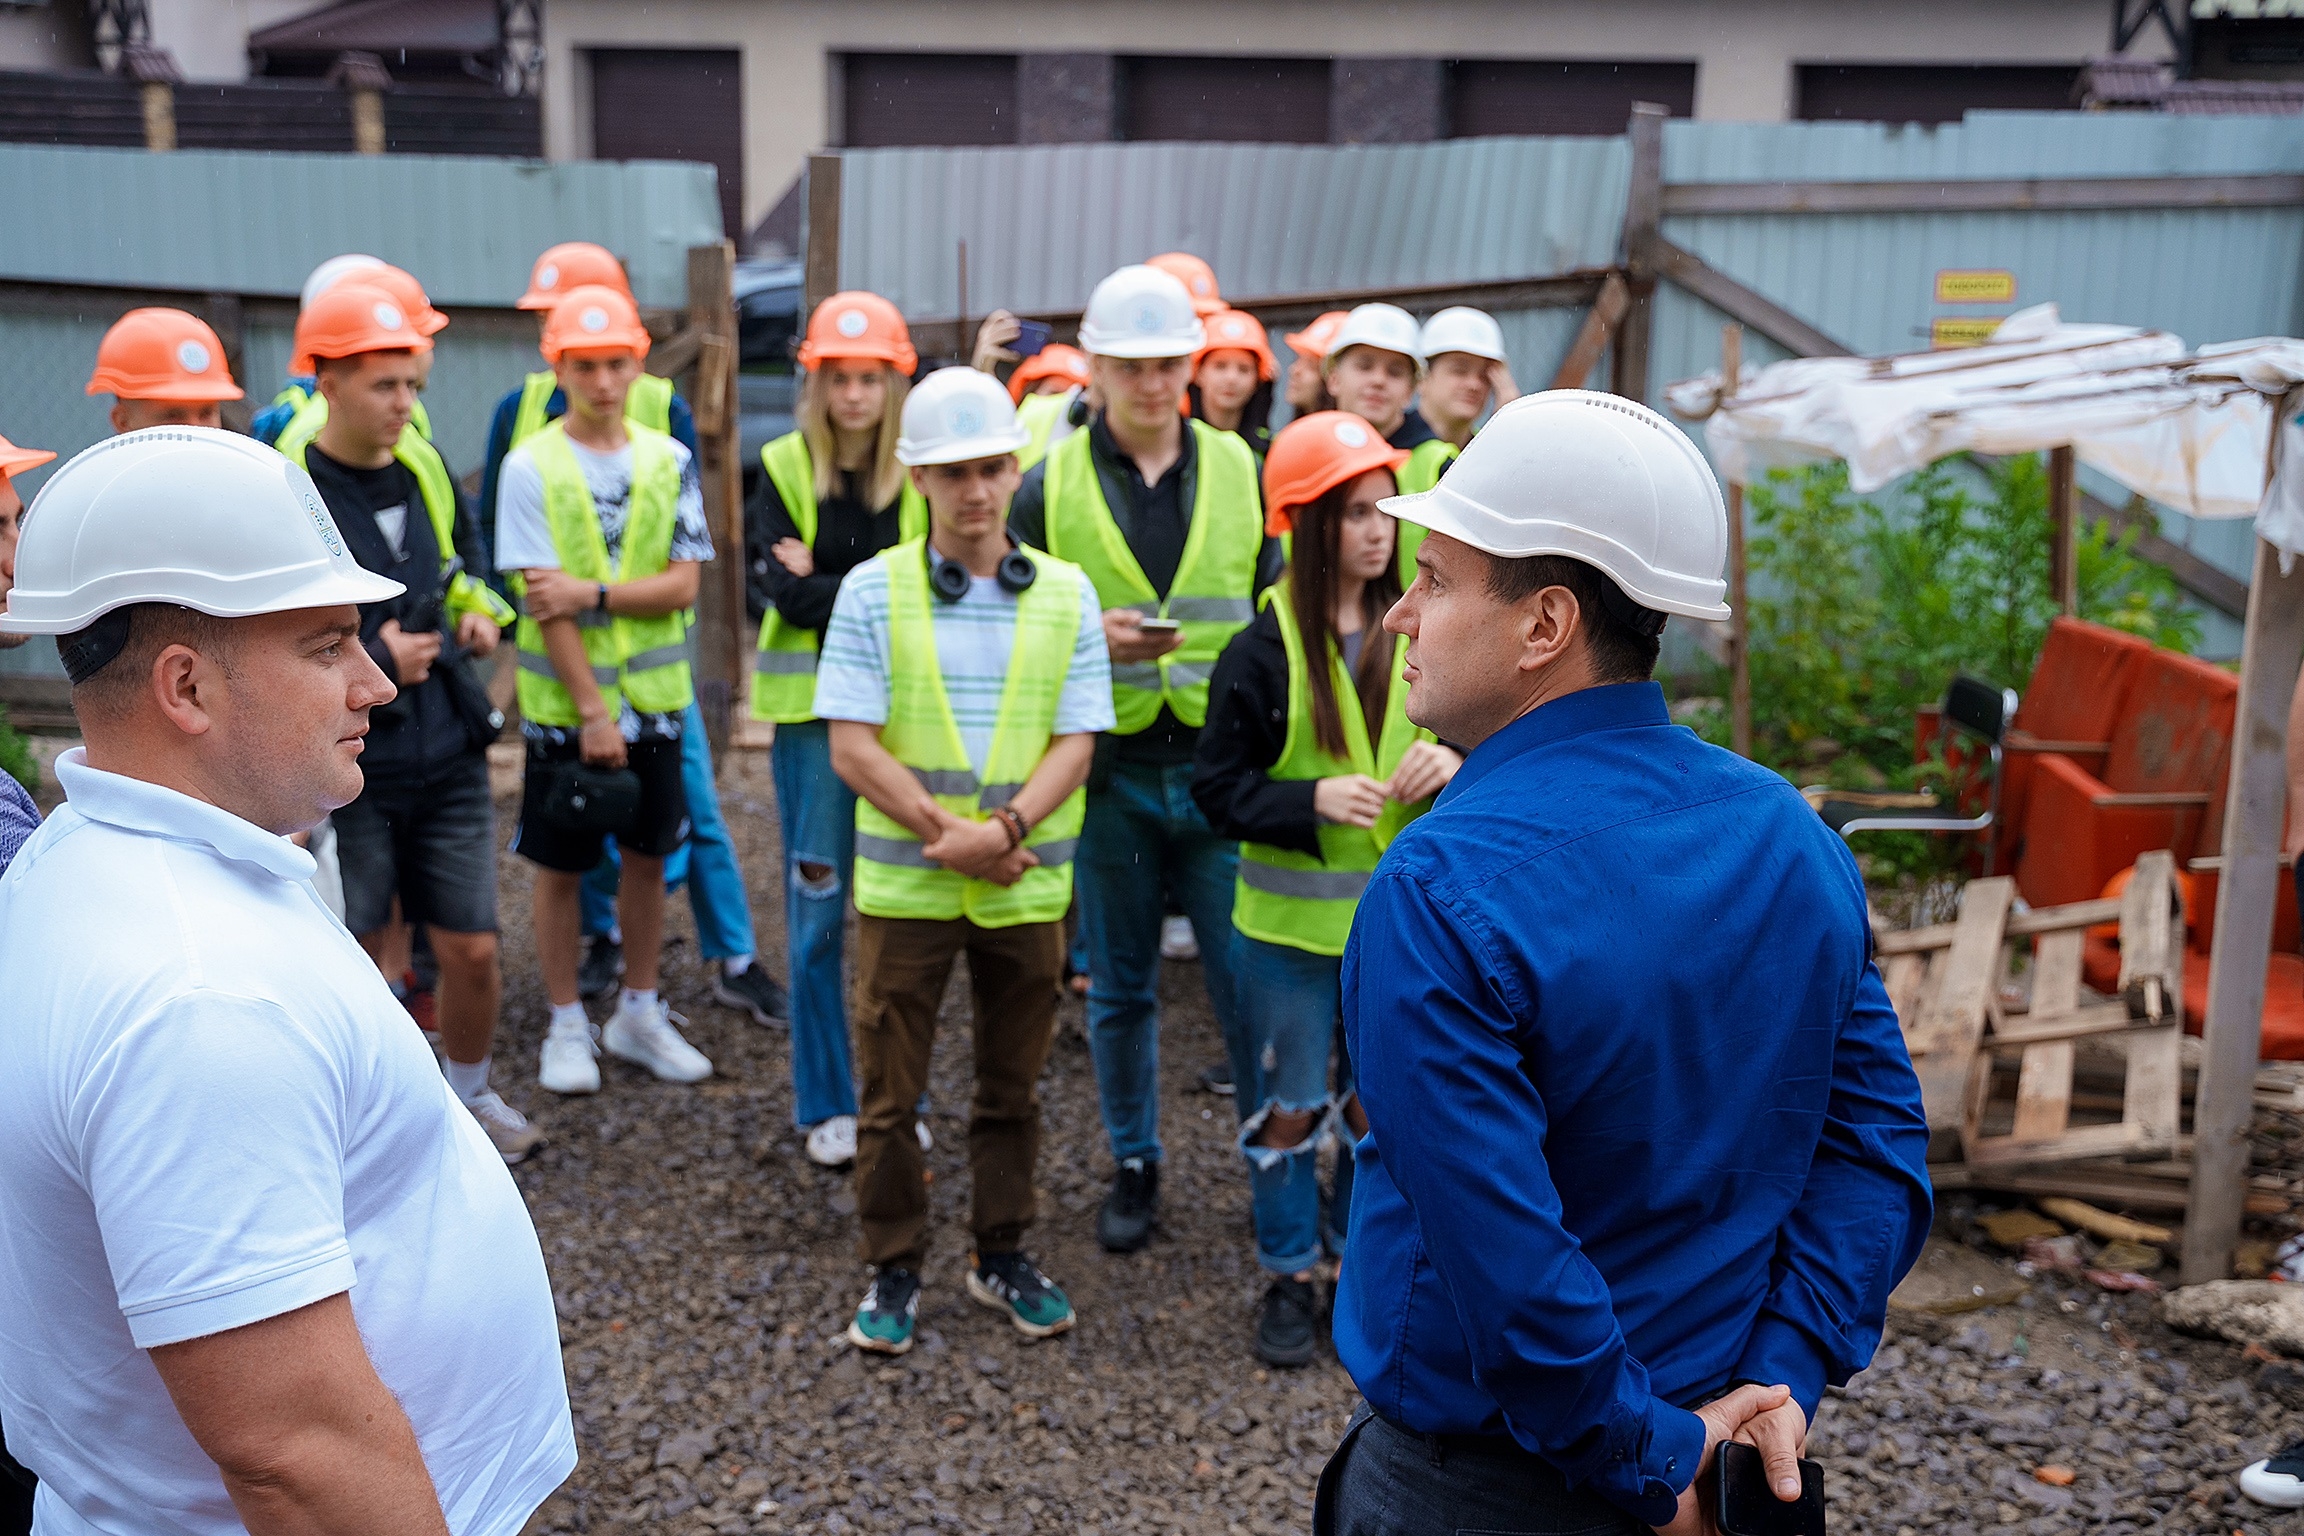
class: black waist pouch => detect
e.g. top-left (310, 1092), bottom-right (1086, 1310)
top-left (542, 761), bottom-right (641, 833)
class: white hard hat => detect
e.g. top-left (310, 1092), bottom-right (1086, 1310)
top-left (1419, 306), bottom-right (1508, 365)
top-left (1076, 265), bottom-right (1205, 360)
top-left (0, 426), bottom-right (403, 637)
top-left (896, 366), bottom-right (1032, 467)
top-left (300, 253), bottom-right (385, 311)
top-left (1382, 391), bottom-right (1729, 620)
top-left (1324, 303), bottom-right (1425, 373)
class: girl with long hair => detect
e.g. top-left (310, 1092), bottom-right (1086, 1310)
top-left (1187, 308), bottom-right (1277, 458)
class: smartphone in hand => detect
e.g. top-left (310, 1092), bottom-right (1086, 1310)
top-left (1012, 319), bottom-right (1053, 357)
top-left (1716, 1442), bottom-right (1825, 1536)
top-left (1135, 617), bottom-right (1181, 634)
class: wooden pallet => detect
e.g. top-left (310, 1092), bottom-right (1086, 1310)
top-left (1959, 851), bottom-right (2183, 1168)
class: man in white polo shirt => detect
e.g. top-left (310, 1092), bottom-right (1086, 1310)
top-left (0, 427), bottom-right (575, 1535)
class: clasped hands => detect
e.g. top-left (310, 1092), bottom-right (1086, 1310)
top-left (1313, 742), bottom-right (1463, 827)
top-left (916, 797), bottom-right (1038, 887)
top-left (1653, 1384), bottom-right (1809, 1536)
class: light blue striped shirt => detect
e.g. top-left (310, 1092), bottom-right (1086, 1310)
top-left (813, 554), bottom-right (1114, 776)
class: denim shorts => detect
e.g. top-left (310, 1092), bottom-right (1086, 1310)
top-left (331, 750), bottom-right (499, 935)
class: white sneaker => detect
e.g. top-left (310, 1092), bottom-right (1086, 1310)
top-left (2241, 1443), bottom-right (2304, 1508)
top-left (603, 997), bottom-right (713, 1084)
top-left (1160, 914), bottom-right (1199, 961)
top-left (539, 1018), bottom-right (600, 1095)
top-left (467, 1091), bottom-right (546, 1163)
top-left (807, 1114), bottom-right (859, 1167)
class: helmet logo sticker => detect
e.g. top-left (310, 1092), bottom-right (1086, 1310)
top-left (1333, 420), bottom-right (1369, 448)
top-left (176, 340), bottom-right (211, 375)
top-left (836, 308), bottom-right (870, 338)
top-left (1221, 318), bottom-right (1246, 338)
top-left (948, 405), bottom-right (984, 438)
top-left (1193, 277), bottom-right (1212, 295)
top-left (373, 301), bottom-right (405, 332)
top-left (538, 263), bottom-right (560, 291)
top-left (1134, 303), bottom-right (1166, 334)
top-left (300, 484), bottom-right (345, 557)
top-left (580, 306), bottom-right (610, 333)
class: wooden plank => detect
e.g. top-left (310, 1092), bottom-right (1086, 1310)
top-left (2030, 928), bottom-right (2085, 1020)
top-left (2049, 445), bottom-right (2078, 617)
top-left (2188, 532), bottom-right (2304, 1282)
top-left (1611, 102), bottom-right (1666, 401)
top-left (1989, 1003), bottom-right (2151, 1045)
top-left (1877, 922), bottom-right (1957, 956)
top-left (1651, 238), bottom-right (1853, 360)
top-left (1931, 1162), bottom-right (2193, 1212)
top-left (1882, 951), bottom-right (1928, 1027)
top-left (2009, 1041), bottom-right (2077, 1143)
top-left (684, 240), bottom-right (742, 757)
top-left (1660, 173), bottom-right (2304, 217)
top-left (1966, 1118), bottom-right (2160, 1169)
top-left (2118, 850), bottom-right (2179, 1018)
top-left (1549, 271), bottom-right (1629, 391)
top-left (804, 151), bottom-right (842, 316)
top-left (2010, 898), bottom-right (2125, 937)
top-left (1908, 876), bottom-right (2016, 1131)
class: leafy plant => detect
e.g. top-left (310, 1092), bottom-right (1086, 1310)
top-left (0, 703), bottom-right (35, 796)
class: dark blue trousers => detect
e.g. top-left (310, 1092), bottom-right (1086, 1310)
top-left (1314, 1402), bottom-right (1646, 1536)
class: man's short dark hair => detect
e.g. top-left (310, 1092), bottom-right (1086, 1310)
top-left (1481, 553), bottom-right (1663, 684)
top-left (62, 603), bottom-right (236, 716)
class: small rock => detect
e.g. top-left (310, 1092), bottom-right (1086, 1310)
top-left (2033, 1465), bottom-right (2076, 1486)
top-left (2161, 1280), bottom-right (2304, 1355)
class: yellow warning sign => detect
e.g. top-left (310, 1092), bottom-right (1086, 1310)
top-left (1931, 318), bottom-right (2004, 349)
top-left (1935, 269), bottom-right (2017, 303)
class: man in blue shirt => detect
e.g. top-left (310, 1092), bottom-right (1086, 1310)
top-left (1319, 392), bottom-right (1931, 1536)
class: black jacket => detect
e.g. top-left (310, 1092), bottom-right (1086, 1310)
top-left (1191, 604), bottom-right (1323, 859)
top-left (743, 460), bottom-right (909, 628)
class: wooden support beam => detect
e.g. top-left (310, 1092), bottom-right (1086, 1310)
top-left (1661, 173), bottom-right (2304, 217)
top-left (684, 241), bottom-right (742, 757)
top-left (2048, 445), bottom-right (2079, 616)
top-left (1610, 102), bottom-right (1666, 402)
top-left (804, 152), bottom-right (842, 318)
top-left (1652, 238), bottom-right (1853, 359)
top-left (1549, 272), bottom-right (1629, 391)
top-left (1721, 321), bottom-right (1751, 759)
top-left (2185, 531), bottom-right (2304, 1283)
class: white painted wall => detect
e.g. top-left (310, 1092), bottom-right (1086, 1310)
top-left (149, 0), bottom-right (321, 83)
top-left (540, 0), bottom-right (2160, 233)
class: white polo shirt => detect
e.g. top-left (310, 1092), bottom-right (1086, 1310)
top-left (0, 750), bottom-right (575, 1535)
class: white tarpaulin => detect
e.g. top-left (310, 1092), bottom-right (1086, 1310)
top-left (1665, 304), bottom-right (2279, 531)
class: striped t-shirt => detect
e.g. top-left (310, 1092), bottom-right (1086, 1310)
top-left (813, 553), bottom-right (1114, 776)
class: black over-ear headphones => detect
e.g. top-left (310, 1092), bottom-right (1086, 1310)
top-left (927, 538), bottom-right (1038, 603)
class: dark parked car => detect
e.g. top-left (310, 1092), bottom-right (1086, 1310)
top-left (736, 258), bottom-right (802, 501)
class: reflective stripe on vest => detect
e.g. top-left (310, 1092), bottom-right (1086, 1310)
top-left (748, 431), bottom-right (929, 725)
top-left (509, 421), bottom-right (693, 726)
top-left (510, 370), bottom-right (675, 450)
top-left (1393, 438), bottom-right (1457, 590)
top-left (1040, 417), bottom-right (1261, 734)
top-left (273, 407), bottom-right (513, 630)
top-left (851, 539), bottom-right (1089, 929)
top-left (1232, 588), bottom-right (1435, 958)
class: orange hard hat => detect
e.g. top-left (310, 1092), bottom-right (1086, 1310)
top-left (1147, 252), bottom-right (1224, 317)
top-left (520, 241), bottom-right (631, 310)
top-left (796, 291), bottom-right (917, 374)
top-left (541, 284), bottom-right (653, 363)
top-left (1262, 411), bottom-right (1410, 537)
top-left (294, 279), bottom-right (437, 367)
top-left (86, 308), bottom-right (245, 403)
top-left (1006, 343), bottom-right (1092, 403)
top-left (0, 432), bottom-right (56, 484)
top-left (293, 264), bottom-right (446, 372)
top-left (1194, 308), bottom-right (1276, 382)
top-left (1283, 310), bottom-right (1350, 361)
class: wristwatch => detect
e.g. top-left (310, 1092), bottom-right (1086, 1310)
top-left (596, 583), bottom-right (610, 612)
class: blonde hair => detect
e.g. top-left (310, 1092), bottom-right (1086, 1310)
top-left (798, 363), bottom-right (908, 511)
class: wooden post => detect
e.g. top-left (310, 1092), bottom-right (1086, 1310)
top-left (684, 240), bottom-right (743, 758)
top-left (1549, 271), bottom-right (1630, 392)
top-left (1721, 322), bottom-right (1751, 758)
top-left (2047, 445), bottom-right (2079, 616)
top-left (1610, 103), bottom-right (1667, 404)
top-left (2185, 534), bottom-right (2304, 1282)
top-left (139, 80), bottom-right (176, 151)
top-left (804, 152), bottom-right (843, 317)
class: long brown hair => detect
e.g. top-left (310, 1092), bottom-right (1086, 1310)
top-left (797, 363), bottom-right (908, 510)
top-left (1286, 480), bottom-right (1401, 760)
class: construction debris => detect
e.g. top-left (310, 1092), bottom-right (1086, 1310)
top-left (2162, 1280), bottom-right (2304, 1357)
top-left (2038, 1199), bottom-right (2174, 1246)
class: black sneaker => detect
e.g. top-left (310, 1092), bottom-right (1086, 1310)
top-left (968, 1250), bottom-right (1076, 1339)
top-left (711, 961), bottom-right (789, 1024)
top-left (1255, 1276), bottom-right (1319, 1367)
top-left (1198, 1058), bottom-right (1235, 1096)
top-left (577, 934), bottom-right (623, 1001)
top-left (846, 1267), bottom-right (922, 1355)
top-left (1096, 1157), bottom-right (1159, 1253)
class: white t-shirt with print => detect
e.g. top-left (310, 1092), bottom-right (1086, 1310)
top-left (0, 752), bottom-right (576, 1536)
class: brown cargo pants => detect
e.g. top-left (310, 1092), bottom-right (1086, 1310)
top-left (852, 913), bottom-right (1064, 1272)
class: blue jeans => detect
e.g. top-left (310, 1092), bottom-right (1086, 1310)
top-left (580, 702), bottom-right (755, 963)
top-left (772, 719), bottom-right (860, 1126)
top-left (1314, 1404), bottom-right (1644, 1536)
top-left (1080, 758), bottom-right (1247, 1165)
top-left (1233, 933), bottom-right (1353, 1275)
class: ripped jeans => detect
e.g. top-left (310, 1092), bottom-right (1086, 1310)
top-left (1233, 931), bottom-right (1355, 1276)
top-left (772, 719), bottom-right (859, 1126)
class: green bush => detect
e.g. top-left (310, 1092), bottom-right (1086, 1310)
top-left (0, 703), bottom-right (35, 796)
top-left (1685, 454), bottom-right (2202, 881)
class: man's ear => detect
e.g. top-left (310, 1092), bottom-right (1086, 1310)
top-left (1518, 586), bottom-right (1582, 676)
top-left (150, 644), bottom-right (219, 739)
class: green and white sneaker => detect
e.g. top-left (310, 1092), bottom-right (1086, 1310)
top-left (968, 1250), bottom-right (1075, 1340)
top-left (846, 1267), bottom-right (922, 1355)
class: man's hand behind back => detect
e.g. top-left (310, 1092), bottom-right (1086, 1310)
top-left (1653, 1383), bottom-right (1797, 1536)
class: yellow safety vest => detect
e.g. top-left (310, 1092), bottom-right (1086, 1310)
top-left (1015, 389), bottom-right (1077, 471)
top-left (851, 539), bottom-right (1089, 929)
top-left (1392, 437), bottom-right (1457, 589)
top-left (749, 431), bottom-right (929, 724)
top-left (273, 410), bottom-right (514, 630)
top-left (1040, 418), bottom-right (1262, 734)
top-left (509, 421), bottom-right (693, 726)
top-left (1232, 589), bottom-right (1435, 957)
top-left (277, 386), bottom-right (433, 446)
top-left (510, 370), bottom-right (674, 448)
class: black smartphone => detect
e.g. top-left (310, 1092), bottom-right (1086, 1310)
top-left (1716, 1442), bottom-right (1826, 1536)
top-left (1012, 319), bottom-right (1052, 357)
top-left (1135, 617), bottom-right (1181, 634)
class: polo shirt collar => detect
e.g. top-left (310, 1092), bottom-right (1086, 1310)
top-left (1437, 681), bottom-right (1672, 807)
top-left (1088, 409), bottom-right (1197, 492)
top-left (54, 748), bottom-right (317, 883)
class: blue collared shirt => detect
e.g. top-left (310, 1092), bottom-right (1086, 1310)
top-left (1335, 681), bottom-right (1931, 1525)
